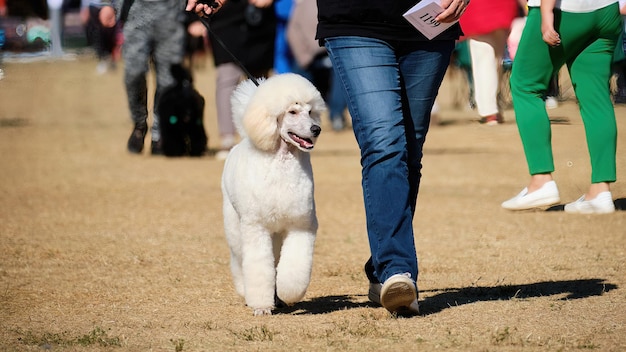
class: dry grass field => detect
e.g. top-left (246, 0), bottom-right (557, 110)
top-left (1, 55), bottom-right (625, 351)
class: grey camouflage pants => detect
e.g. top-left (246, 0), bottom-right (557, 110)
top-left (122, 0), bottom-right (185, 141)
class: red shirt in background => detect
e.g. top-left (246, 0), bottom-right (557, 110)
top-left (459, 0), bottom-right (520, 38)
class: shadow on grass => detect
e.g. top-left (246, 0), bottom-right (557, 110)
top-left (277, 295), bottom-right (374, 315)
top-left (418, 278), bottom-right (617, 315)
top-left (280, 278), bottom-right (617, 316)
top-left (546, 198), bottom-right (626, 212)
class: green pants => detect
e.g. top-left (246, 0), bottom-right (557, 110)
top-left (510, 4), bottom-right (622, 183)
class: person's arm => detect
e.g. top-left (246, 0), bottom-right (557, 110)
top-left (436, 0), bottom-right (470, 23)
top-left (540, 0), bottom-right (560, 46)
top-left (518, 0), bottom-right (528, 16)
top-left (80, 0), bottom-right (90, 24)
top-left (186, 0), bottom-right (227, 17)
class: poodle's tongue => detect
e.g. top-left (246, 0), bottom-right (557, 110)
top-left (288, 132), bottom-right (314, 149)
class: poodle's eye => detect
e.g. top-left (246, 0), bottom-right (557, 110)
top-left (288, 110), bottom-right (297, 115)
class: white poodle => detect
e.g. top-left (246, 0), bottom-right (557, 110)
top-left (221, 73), bottom-right (326, 316)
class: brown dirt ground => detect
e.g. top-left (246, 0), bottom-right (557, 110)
top-left (1, 55), bottom-right (625, 352)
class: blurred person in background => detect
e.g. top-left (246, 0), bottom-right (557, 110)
top-left (502, 0), bottom-right (622, 214)
top-left (0, 0), bottom-right (6, 79)
top-left (47, 0), bottom-right (65, 57)
top-left (286, 0), bottom-right (347, 131)
top-left (182, 12), bottom-right (209, 69)
top-left (508, 1), bottom-right (561, 109)
top-left (80, 0), bottom-right (121, 74)
top-left (273, 0), bottom-right (294, 74)
top-left (118, 0), bottom-right (186, 155)
top-left (204, 0), bottom-right (276, 160)
top-left (611, 0), bottom-right (626, 104)
top-left (459, 0), bottom-right (522, 125)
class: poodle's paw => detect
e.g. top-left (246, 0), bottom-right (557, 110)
top-left (253, 307), bottom-right (273, 316)
top-left (276, 290), bottom-right (305, 306)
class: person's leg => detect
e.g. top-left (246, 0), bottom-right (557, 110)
top-left (501, 7), bottom-right (566, 209)
top-left (325, 36), bottom-right (417, 283)
top-left (510, 7), bottom-right (563, 184)
top-left (562, 5), bottom-right (620, 198)
top-left (87, 7), bottom-right (102, 57)
top-left (48, 5), bottom-right (64, 57)
top-left (215, 63), bottom-right (243, 153)
top-left (151, 11), bottom-right (184, 149)
top-left (398, 40), bottom-right (455, 214)
top-left (123, 19), bottom-right (152, 153)
top-left (325, 37), bottom-right (452, 284)
top-left (614, 60), bottom-right (626, 103)
top-left (327, 67), bottom-right (347, 131)
top-left (99, 16), bottom-right (117, 61)
top-left (505, 5), bottom-right (620, 212)
top-left (469, 38), bottom-right (500, 119)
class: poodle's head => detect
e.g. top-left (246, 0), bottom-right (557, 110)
top-left (239, 73), bottom-right (326, 153)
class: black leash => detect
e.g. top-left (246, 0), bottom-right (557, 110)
top-left (193, 1), bottom-right (260, 86)
top-left (119, 0), bottom-right (135, 24)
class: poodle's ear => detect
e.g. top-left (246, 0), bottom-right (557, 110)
top-left (242, 103), bottom-right (280, 152)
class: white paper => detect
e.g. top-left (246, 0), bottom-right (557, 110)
top-left (403, 0), bottom-right (457, 40)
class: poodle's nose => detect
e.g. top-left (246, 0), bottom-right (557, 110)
top-left (311, 125), bottom-right (321, 137)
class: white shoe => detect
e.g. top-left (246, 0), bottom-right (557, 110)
top-left (545, 96), bottom-right (559, 109)
top-left (502, 180), bottom-right (560, 210)
top-left (379, 273), bottom-right (419, 316)
top-left (215, 149), bottom-right (230, 161)
top-left (96, 61), bottom-right (108, 75)
top-left (564, 192), bottom-right (615, 214)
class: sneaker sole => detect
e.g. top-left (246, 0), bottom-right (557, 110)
top-left (380, 280), bottom-right (416, 314)
top-left (564, 205), bottom-right (615, 214)
top-left (502, 196), bottom-right (560, 210)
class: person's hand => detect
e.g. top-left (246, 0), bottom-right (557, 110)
top-left (186, 0), bottom-right (227, 17)
top-left (249, 0), bottom-right (273, 8)
top-left (540, 0), bottom-right (559, 46)
top-left (79, 7), bottom-right (90, 25)
top-left (99, 6), bottom-right (116, 28)
top-left (436, 0), bottom-right (470, 23)
top-left (187, 21), bottom-right (208, 38)
top-left (541, 23), bottom-right (560, 46)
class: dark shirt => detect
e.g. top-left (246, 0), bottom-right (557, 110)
top-left (208, 0), bottom-right (276, 71)
top-left (315, 0), bottom-right (462, 42)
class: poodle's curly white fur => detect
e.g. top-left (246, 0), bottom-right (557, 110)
top-left (221, 73), bottom-right (326, 316)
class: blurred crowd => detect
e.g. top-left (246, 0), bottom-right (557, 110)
top-left (1, 0), bottom-right (625, 138)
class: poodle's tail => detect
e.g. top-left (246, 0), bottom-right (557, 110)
top-left (230, 78), bottom-right (265, 138)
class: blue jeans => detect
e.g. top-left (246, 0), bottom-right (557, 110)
top-left (324, 36), bottom-right (453, 284)
top-left (327, 68), bottom-right (348, 123)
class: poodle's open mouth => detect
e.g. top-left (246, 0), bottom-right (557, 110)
top-left (288, 132), bottom-right (315, 149)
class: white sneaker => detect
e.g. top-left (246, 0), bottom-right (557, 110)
top-left (564, 192), bottom-right (615, 214)
top-left (502, 180), bottom-right (560, 210)
top-left (215, 149), bottom-right (230, 161)
top-left (379, 273), bottom-right (419, 316)
top-left (96, 61), bottom-right (108, 75)
top-left (545, 96), bottom-right (559, 109)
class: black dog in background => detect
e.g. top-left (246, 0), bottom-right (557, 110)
top-left (157, 64), bottom-right (208, 157)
